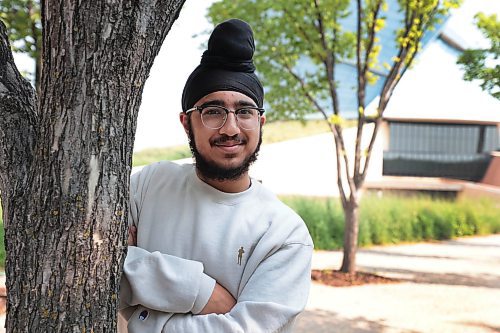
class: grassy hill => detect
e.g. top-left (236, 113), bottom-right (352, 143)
top-left (133, 119), bottom-right (333, 166)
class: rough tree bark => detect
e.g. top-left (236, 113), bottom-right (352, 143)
top-left (0, 0), bottom-right (185, 331)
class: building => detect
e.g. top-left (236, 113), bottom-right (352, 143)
top-left (364, 11), bottom-right (500, 199)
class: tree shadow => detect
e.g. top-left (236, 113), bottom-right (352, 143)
top-left (294, 309), bottom-right (420, 333)
top-left (458, 321), bottom-right (500, 332)
top-left (359, 248), bottom-right (458, 260)
top-left (359, 266), bottom-right (500, 289)
top-left (443, 239), bottom-right (500, 248)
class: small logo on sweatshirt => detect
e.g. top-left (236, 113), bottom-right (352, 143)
top-left (237, 246), bottom-right (245, 265)
top-left (139, 310), bottom-right (149, 321)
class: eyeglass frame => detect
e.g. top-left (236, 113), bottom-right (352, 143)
top-left (185, 104), bottom-right (265, 130)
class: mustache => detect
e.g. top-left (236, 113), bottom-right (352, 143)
top-left (211, 135), bottom-right (246, 145)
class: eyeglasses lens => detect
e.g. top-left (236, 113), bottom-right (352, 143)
top-left (201, 106), bottom-right (259, 130)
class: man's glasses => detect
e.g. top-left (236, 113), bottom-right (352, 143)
top-left (186, 105), bottom-right (265, 130)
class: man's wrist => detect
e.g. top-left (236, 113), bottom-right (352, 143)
top-left (192, 273), bottom-right (216, 314)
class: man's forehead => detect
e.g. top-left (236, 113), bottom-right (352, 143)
top-left (196, 91), bottom-right (257, 107)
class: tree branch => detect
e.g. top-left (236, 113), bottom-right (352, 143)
top-left (354, 0), bottom-right (365, 186)
top-left (311, 0), bottom-right (356, 203)
top-left (0, 20), bottom-right (38, 203)
top-left (353, 0), bottom-right (383, 188)
top-left (360, 2), bottom-right (442, 184)
top-left (281, 62), bottom-right (328, 118)
top-left (313, 0), bottom-right (340, 116)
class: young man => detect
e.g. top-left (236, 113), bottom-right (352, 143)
top-left (119, 19), bottom-right (313, 332)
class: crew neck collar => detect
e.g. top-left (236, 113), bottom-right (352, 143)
top-left (185, 164), bottom-right (259, 205)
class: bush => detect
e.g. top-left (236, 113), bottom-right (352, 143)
top-left (280, 196), bottom-right (344, 249)
top-left (281, 194), bottom-right (500, 250)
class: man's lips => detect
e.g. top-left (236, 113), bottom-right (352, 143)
top-left (212, 136), bottom-right (246, 146)
top-left (214, 140), bottom-right (243, 147)
top-left (212, 138), bottom-right (246, 154)
top-left (214, 141), bottom-right (243, 154)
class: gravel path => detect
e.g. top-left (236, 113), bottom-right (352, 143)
top-left (294, 234), bottom-right (500, 333)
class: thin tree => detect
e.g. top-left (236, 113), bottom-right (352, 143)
top-left (208, 0), bottom-right (461, 273)
top-left (0, 0), bottom-right (185, 331)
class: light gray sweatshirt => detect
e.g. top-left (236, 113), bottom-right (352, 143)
top-left (119, 161), bottom-right (313, 332)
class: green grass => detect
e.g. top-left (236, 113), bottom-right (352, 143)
top-left (281, 194), bottom-right (500, 250)
top-left (132, 119), bottom-right (337, 167)
top-left (262, 119), bottom-right (331, 144)
top-left (132, 145), bottom-right (192, 167)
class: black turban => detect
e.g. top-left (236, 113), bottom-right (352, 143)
top-left (181, 19), bottom-right (264, 111)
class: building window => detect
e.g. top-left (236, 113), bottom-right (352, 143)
top-left (383, 121), bottom-right (498, 181)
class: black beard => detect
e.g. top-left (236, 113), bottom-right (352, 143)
top-left (187, 117), bottom-right (262, 182)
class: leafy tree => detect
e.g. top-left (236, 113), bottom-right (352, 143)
top-left (208, 0), bottom-right (461, 273)
top-left (457, 13), bottom-right (500, 100)
top-left (0, 0), bottom-right (41, 89)
top-left (0, 0), bottom-right (186, 331)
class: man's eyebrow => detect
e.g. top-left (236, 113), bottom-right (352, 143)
top-left (200, 99), bottom-right (257, 108)
top-left (200, 99), bottom-right (225, 107)
top-left (236, 100), bottom-right (257, 108)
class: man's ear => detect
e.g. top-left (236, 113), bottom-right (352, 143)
top-left (260, 114), bottom-right (266, 126)
top-left (180, 112), bottom-right (189, 134)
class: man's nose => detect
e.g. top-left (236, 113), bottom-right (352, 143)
top-left (219, 112), bottom-right (241, 136)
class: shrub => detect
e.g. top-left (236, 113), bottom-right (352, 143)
top-left (280, 196), bottom-right (344, 249)
top-left (281, 194), bottom-right (500, 250)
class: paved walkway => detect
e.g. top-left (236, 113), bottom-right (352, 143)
top-left (294, 234), bottom-right (500, 333)
top-left (1, 235), bottom-right (498, 332)
top-left (250, 128), bottom-right (383, 197)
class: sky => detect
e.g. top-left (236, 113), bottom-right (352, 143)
top-left (383, 0), bottom-right (500, 122)
top-left (132, 0), bottom-right (217, 151)
top-left (11, 0), bottom-right (499, 151)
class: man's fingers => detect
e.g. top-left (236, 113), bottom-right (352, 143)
top-left (128, 226), bottom-right (137, 246)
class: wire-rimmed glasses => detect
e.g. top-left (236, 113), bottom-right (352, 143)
top-left (186, 105), bottom-right (265, 130)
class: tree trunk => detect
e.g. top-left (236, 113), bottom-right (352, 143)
top-left (340, 195), bottom-right (360, 274)
top-left (0, 0), bottom-right (185, 331)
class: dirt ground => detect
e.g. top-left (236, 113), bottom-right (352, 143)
top-left (294, 234), bottom-right (500, 333)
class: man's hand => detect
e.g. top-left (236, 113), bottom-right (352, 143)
top-left (128, 225), bottom-right (137, 246)
top-left (199, 282), bottom-right (236, 315)
top-left (127, 225), bottom-right (234, 314)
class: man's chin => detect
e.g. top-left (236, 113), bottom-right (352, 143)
top-left (195, 159), bottom-right (250, 182)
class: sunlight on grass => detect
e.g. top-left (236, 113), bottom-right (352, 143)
top-left (132, 145), bottom-right (192, 167)
top-left (262, 119), bottom-right (331, 143)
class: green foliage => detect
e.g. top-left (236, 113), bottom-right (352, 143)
top-left (457, 13), bottom-right (500, 100)
top-left (281, 196), bottom-right (345, 249)
top-left (208, 0), bottom-right (354, 120)
top-left (0, 0), bottom-right (41, 84)
top-left (207, 0), bottom-right (461, 121)
top-left (282, 194), bottom-right (500, 250)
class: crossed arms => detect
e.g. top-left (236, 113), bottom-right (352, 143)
top-left (126, 226), bottom-right (235, 315)
top-left (120, 227), bottom-right (313, 333)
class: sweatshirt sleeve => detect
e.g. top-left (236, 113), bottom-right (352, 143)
top-left (125, 241), bottom-right (313, 333)
top-left (120, 246), bottom-right (216, 314)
